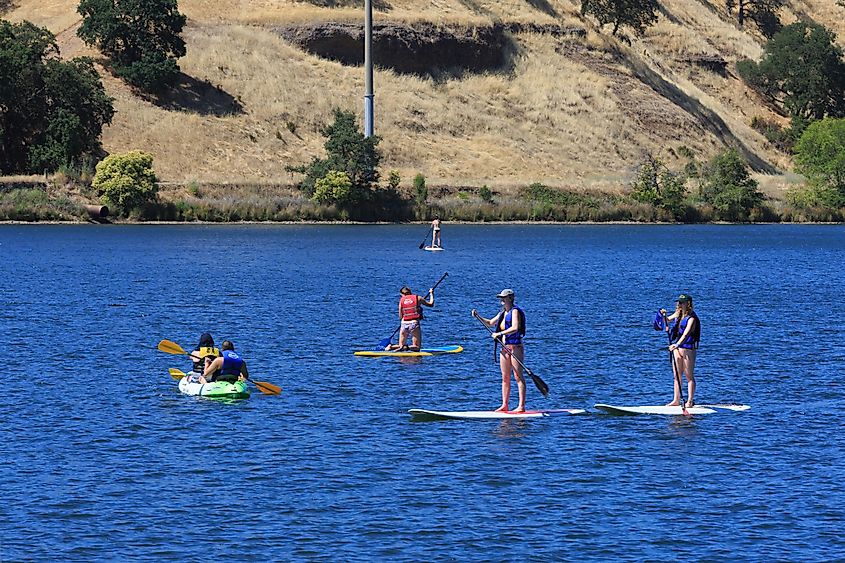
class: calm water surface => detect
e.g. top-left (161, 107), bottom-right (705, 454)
top-left (1, 224), bottom-right (843, 561)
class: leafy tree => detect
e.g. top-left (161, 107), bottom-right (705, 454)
top-left (630, 155), bottom-right (686, 218)
top-left (413, 173), bottom-right (427, 207)
top-left (793, 118), bottom-right (845, 208)
top-left (580, 0), bottom-right (659, 36)
top-left (313, 170), bottom-right (353, 205)
top-left (737, 22), bottom-right (845, 121)
top-left (725, 0), bottom-right (783, 37)
top-left (479, 185), bottom-right (494, 203)
top-left (698, 149), bottom-right (764, 221)
top-left (287, 108), bottom-right (381, 201)
top-left (93, 150), bottom-right (158, 215)
top-left (387, 170), bottom-right (401, 189)
top-left (0, 20), bottom-right (113, 174)
top-left (77, 0), bottom-right (186, 92)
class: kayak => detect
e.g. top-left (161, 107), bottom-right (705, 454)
top-left (354, 345), bottom-right (463, 357)
top-left (594, 404), bottom-right (719, 415)
top-left (178, 376), bottom-right (250, 400)
top-left (423, 246), bottom-right (444, 252)
top-left (409, 408), bottom-right (586, 420)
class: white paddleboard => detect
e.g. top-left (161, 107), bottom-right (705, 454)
top-left (423, 246), bottom-right (444, 252)
top-left (594, 404), bottom-right (717, 415)
top-left (409, 408), bottom-right (586, 420)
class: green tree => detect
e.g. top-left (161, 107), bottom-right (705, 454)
top-left (725, 0), bottom-right (783, 37)
top-left (699, 149), bottom-right (764, 221)
top-left (737, 22), bottom-right (845, 121)
top-left (630, 155), bottom-right (686, 218)
top-left (93, 150), bottom-right (158, 215)
top-left (793, 118), bottom-right (845, 208)
top-left (413, 173), bottom-right (427, 207)
top-left (580, 0), bottom-right (659, 36)
top-left (313, 170), bottom-right (353, 205)
top-left (0, 20), bottom-right (114, 174)
top-left (287, 108), bottom-right (381, 201)
top-left (77, 0), bottom-right (186, 93)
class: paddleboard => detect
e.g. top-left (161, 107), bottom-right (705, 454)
top-left (409, 408), bottom-right (586, 420)
top-left (424, 246), bottom-right (444, 252)
top-left (354, 345), bottom-right (463, 357)
top-left (594, 404), bottom-right (718, 415)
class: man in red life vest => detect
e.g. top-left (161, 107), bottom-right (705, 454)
top-left (384, 285), bottom-right (435, 351)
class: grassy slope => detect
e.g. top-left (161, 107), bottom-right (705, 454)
top-left (5, 0), bottom-right (845, 198)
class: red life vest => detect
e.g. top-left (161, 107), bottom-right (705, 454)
top-left (400, 294), bottom-right (422, 321)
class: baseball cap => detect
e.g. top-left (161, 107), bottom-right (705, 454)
top-left (676, 294), bottom-right (692, 303)
top-left (496, 289), bottom-right (515, 298)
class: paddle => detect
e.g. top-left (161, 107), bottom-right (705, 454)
top-left (472, 312), bottom-right (549, 397)
top-left (157, 340), bottom-right (281, 395)
top-left (377, 272), bottom-right (449, 349)
top-left (169, 368), bottom-right (281, 395)
top-left (418, 225), bottom-right (433, 249)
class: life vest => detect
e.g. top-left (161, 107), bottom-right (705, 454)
top-left (192, 346), bottom-right (220, 373)
top-left (216, 349), bottom-right (244, 382)
top-left (671, 311), bottom-right (700, 349)
top-left (497, 306), bottom-right (526, 345)
top-left (400, 294), bottom-right (422, 321)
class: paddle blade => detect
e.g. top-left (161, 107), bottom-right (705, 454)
top-left (169, 368), bottom-right (186, 380)
top-left (653, 311), bottom-right (666, 331)
top-left (527, 369), bottom-right (550, 397)
top-left (377, 337), bottom-right (391, 350)
top-left (419, 242), bottom-right (426, 249)
top-left (251, 380), bottom-right (282, 395)
top-left (158, 339), bottom-right (187, 355)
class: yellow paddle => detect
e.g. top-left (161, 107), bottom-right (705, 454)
top-left (158, 340), bottom-right (282, 396)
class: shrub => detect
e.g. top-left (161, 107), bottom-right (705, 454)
top-left (413, 173), bottom-right (427, 206)
top-left (630, 155), bottom-right (687, 219)
top-left (388, 170), bottom-right (401, 189)
top-left (479, 185), bottom-right (494, 203)
top-left (793, 117), bottom-right (845, 207)
top-left (580, 0), bottom-right (659, 36)
top-left (93, 151), bottom-right (158, 216)
top-left (313, 170), bottom-right (353, 205)
top-left (698, 149), bottom-right (764, 221)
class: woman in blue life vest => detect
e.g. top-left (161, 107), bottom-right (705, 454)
top-left (472, 289), bottom-right (527, 413)
top-left (190, 333), bottom-right (220, 376)
top-left (201, 340), bottom-right (249, 384)
top-left (660, 294), bottom-right (700, 407)
top-left (385, 285), bottom-right (435, 351)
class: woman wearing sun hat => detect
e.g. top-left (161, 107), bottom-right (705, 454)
top-left (660, 294), bottom-right (700, 407)
top-left (472, 289), bottom-right (527, 413)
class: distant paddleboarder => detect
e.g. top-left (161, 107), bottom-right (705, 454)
top-left (384, 286), bottom-right (435, 352)
top-left (660, 293), bottom-right (700, 408)
top-left (472, 289), bottom-right (527, 413)
top-left (431, 217), bottom-right (442, 248)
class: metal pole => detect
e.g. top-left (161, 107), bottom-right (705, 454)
top-left (364, 0), bottom-right (374, 138)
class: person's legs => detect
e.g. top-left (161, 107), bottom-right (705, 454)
top-left (496, 352), bottom-right (510, 411)
top-left (511, 347), bottom-right (526, 412)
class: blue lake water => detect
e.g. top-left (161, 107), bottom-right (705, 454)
top-left (1, 224), bottom-right (844, 561)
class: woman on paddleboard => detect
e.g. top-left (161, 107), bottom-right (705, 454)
top-left (472, 289), bottom-right (527, 413)
top-left (661, 294), bottom-right (700, 408)
top-left (385, 286), bottom-right (434, 351)
top-left (431, 217), bottom-right (442, 248)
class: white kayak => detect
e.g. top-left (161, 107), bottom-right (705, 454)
top-left (423, 246), bottom-right (444, 252)
top-left (409, 408), bottom-right (586, 420)
top-left (178, 376), bottom-right (250, 399)
top-left (594, 403), bottom-right (750, 415)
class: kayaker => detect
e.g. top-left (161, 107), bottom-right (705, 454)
top-left (384, 285), bottom-right (434, 352)
top-left (202, 340), bottom-right (249, 383)
top-left (190, 333), bottom-right (220, 376)
top-left (660, 293), bottom-right (700, 408)
top-left (431, 217), bottom-right (442, 248)
top-left (472, 289), bottom-right (527, 413)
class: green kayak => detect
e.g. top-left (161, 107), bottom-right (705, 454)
top-left (178, 376), bottom-right (250, 400)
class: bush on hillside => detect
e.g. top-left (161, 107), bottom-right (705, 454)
top-left (312, 170), bottom-right (353, 205)
top-left (287, 108), bottom-right (381, 201)
top-left (726, 0), bottom-right (783, 38)
top-left (479, 185), bottom-right (494, 203)
top-left (698, 149), bottom-right (764, 221)
top-left (77, 0), bottom-right (187, 93)
top-left (791, 117), bottom-right (845, 208)
top-left (580, 0), bottom-right (659, 36)
top-left (0, 21), bottom-right (114, 174)
top-left (413, 174), bottom-right (427, 206)
top-left (737, 22), bottom-right (845, 122)
top-left (93, 151), bottom-right (159, 216)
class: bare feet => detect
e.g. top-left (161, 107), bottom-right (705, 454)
top-left (511, 407), bottom-right (526, 413)
top-left (665, 401), bottom-right (680, 406)
top-left (494, 405), bottom-right (509, 412)
top-left (685, 400), bottom-right (695, 408)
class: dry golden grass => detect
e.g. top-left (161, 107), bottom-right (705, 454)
top-left (4, 0), bottom-right (840, 193)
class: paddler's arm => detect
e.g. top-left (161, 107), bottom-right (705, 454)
top-left (471, 309), bottom-right (497, 327)
top-left (203, 356), bottom-right (223, 377)
top-left (240, 362), bottom-right (249, 380)
top-left (420, 289), bottom-right (434, 307)
top-left (493, 311), bottom-right (519, 340)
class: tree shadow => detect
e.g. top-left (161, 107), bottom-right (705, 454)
top-left (524, 0), bottom-right (559, 18)
top-left (303, 0), bottom-right (392, 9)
top-left (0, 0), bottom-right (18, 15)
top-left (152, 73), bottom-right (244, 116)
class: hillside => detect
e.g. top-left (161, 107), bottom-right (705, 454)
top-left (5, 0), bottom-right (845, 198)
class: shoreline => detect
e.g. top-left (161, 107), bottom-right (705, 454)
top-left (1, 219), bottom-right (843, 226)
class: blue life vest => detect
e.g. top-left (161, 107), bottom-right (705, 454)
top-left (220, 349), bottom-right (244, 376)
top-left (671, 312), bottom-right (700, 349)
top-left (498, 306), bottom-right (526, 345)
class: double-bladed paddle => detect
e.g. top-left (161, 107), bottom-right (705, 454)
top-left (472, 312), bottom-right (549, 397)
top-left (377, 272), bottom-right (449, 350)
top-left (157, 339), bottom-right (281, 395)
